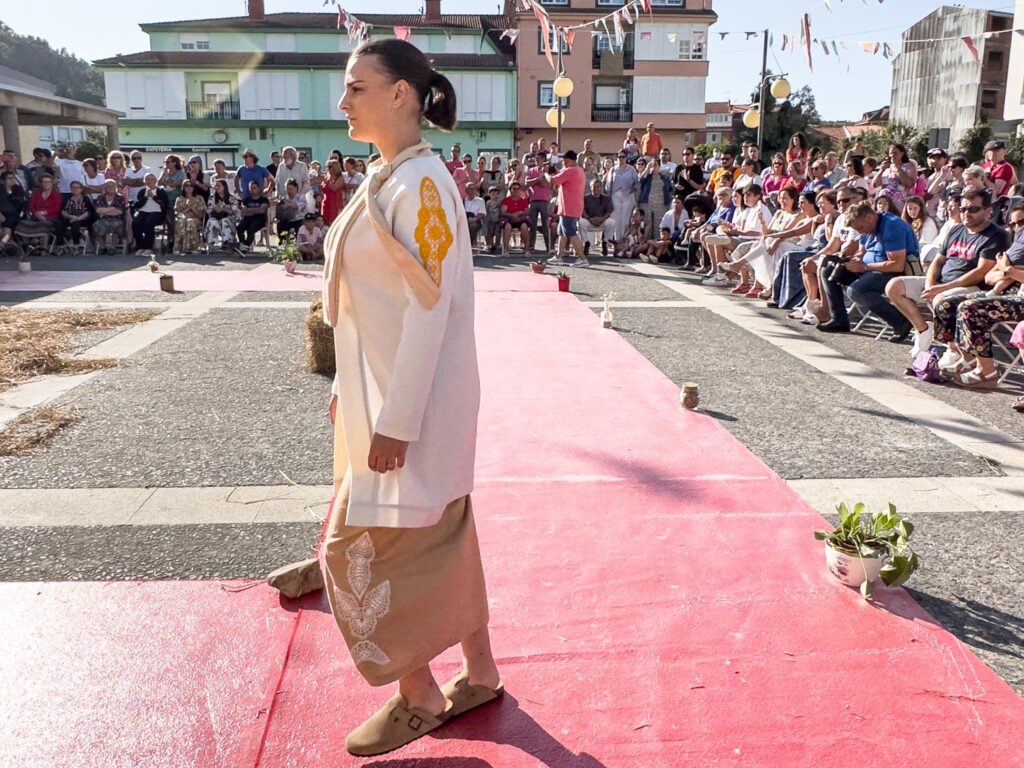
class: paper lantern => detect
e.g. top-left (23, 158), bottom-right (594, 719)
top-left (552, 75), bottom-right (575, 98)
top-left (770, 77), bottom-right (792, 100)
top-left (742, 108), bottom-right (760, 129)
top-left (545, 107), bottom-right (565, 128)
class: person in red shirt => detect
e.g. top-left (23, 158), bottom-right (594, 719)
top-left (981, 140), bottom-right (1016, 198)
top-left (499, 180), bottom-right (530, 256)
top-left (640, 122), bottom-right (663, 160)
top-left (548, 150), bottom-right (588, 266)
top-left (20, 173), bottom-right (65, 245)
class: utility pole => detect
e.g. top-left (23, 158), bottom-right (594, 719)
top-left (555, 42), bottom-right (564, 148)
top-left (756, 28), bottom-right (768, 156)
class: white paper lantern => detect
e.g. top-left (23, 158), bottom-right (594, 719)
top-left (742, 108), bottom-right (760, 129)
top-left (770, 77), bottom-right (792, 100)
top-left (545, 107), bottom-right (565, 128)
top-left (553, 75), bottom-right (575, 98)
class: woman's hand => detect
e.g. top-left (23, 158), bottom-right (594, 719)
top-left (368, 432), bottom-right (409, 474)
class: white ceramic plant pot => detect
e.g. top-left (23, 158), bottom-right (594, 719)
top-left (825, 542), bottom-right (886, 588)
top-left (18, 261), bottom-right (31, 273)
top-left (283, 261), bottom-right (297, 274)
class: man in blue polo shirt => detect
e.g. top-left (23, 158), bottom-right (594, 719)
top-left (819, 199), bottom-right (918, 334)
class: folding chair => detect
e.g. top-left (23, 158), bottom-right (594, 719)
top-left (993, 321), bottom-right (1024, 385)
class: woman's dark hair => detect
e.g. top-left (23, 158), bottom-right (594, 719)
top-left (875, 194), bottom-right (896, 212)
top-left (744, 183), bottom-right (763, 198)
top-left (799, 190), bottom-right (819, 213)
top-left (816, 189), bottom-right (837, 207)
top-left (355, 39), bottom-right (458, 131)
top-left (330, 149), bottom-right (343, 161)
top-left (864, 157), bottom-right (879, 171)
top-left (778, 186), bottom-right (800, 209)
top-left (214, 179), bottom-right (231, 201)
top-left (166, 154), bottom-right (183, 170)
top-left (889, 143), bottom-right (908, 164)
top-left (790, 132), bottom-right (807, 149)
top-left (845, 156), bottom-right (864, 177)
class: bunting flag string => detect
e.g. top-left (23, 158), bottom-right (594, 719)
top-left (393, 26), bottom-right (411, 42)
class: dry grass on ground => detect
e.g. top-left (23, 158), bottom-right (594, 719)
top-left (0, 307), bottom-right (159, 393)
top-left (0, 406), bottom-right (80, 457)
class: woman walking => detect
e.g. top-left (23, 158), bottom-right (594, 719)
top-left (320, 38), bottom-right (501, 757)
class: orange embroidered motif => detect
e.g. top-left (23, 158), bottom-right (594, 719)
top-left (413, 177), bottom-right (453, 287)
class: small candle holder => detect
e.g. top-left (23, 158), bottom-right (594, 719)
top-left (681, 382), bottom-right (700, 410)
top-left (600, 292), bottom-right (616, 329)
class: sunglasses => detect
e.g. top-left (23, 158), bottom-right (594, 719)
top-left (837, 197), bottom-right (854, 204)
top-left (962, 204), bottom-right (985, 214)
top-left (1010, 220), bottom-right (1024, 228)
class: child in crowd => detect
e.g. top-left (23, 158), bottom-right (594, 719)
top-left (616, 208), bottom-right (647, 258)
top-left (483, 186), bottom-right (502, 254)
top-left (639, 227), bottom-right (674, 264)
top-left (296, 213), bottom-right (325, 261)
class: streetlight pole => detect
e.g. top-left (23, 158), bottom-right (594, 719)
top-left (555, 41), bottom-right (564, 148)
top-left (756, 28), bottom-right (768, 157)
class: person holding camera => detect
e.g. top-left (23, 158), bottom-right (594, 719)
top-left (818, 199), bottom-right (918, 334)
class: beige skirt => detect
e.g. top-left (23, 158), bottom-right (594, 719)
top-left (320, 492), bottom-right (490, 687)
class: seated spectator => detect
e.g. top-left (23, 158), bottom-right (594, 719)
top-left (901, 194), bottom-right (939, 266)
top-left (792, 189), bottom-right (863, 324)
top-left (707, 150), bottom-right (739, 193)
top-left (61, 181), bottom-right (95, 248)
top-left (818, 199), bottom-right (917, 334)
top-left (781, 160), bottom-right (808, 193)
top-left (237, 180), bottom-right (270, 252)
top-left (296, 213), bottom-right (326, 261)
top-left (639, 227), bottom-right (675, 264)
top-left (276, 178), bottom-right (307, 239)
top-left (985, 204), bottom-right (1024, 295)
top-left (774, 189), bottom-right (839, 311)
top-left (18, 173), bottom-right (63, 246)
top-left (578, 178), bottom-right (615, 259)
top-left (464, 182), bottom-right (487, 248)
top-left (837, 156), bottom-right (869, 193)
top-left (982, 140), bottom-right (1015, 199)
top-left (733, 159), bottom-right (759, 191)
top-left (692, 188), bottom-right (737, 272)
top-left (1, 151), bottom-right (28, 190)
top-left (499, 181), bottom-right (529, 256)
top-left (703, 185), bottom-right (772, 285)
top-left (173, 180), bottom-right (206, 254)
top-left (206, 179), bottom-right (240, 250)
top-left (805, 160), bottom-right (833, 193)
top-left (620, 208), bottom-right (648, 258)
top-left (762, 154), bottom-right (790, 200)
top-left (922, 192), bottom-right (963, 265)
top-left (92, 179), bottom-right (127, 252)
top-left (737, 189), bottom-right (813, 299)
top-left (874, 194), bottom-right (897, 216)
top-left (888, 188), bottom-right (1010, 356)
top-left (660, 196), bottom-right (689, 246)
top-left (825, 151), bottom-right (844, 186)
top-left (185, 155), bottom-right (211, 201)
top-left (0, 170), bottom-right (26, 244)
top-left (131, 173), bottom-right (169, 257)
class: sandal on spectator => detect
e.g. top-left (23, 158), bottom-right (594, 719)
top-left (730, 283), bottom-right (751, 295)
top-left (744, 287), bottom-right (761, 298)
top-left (345, 693), bottom-right (453, 757)
top-left (1012, 397), bottom-right (1024, 413)
top-left (788, 308), bottom-right (806, 320)
top-left (952, 369), bottom-right (999, 389)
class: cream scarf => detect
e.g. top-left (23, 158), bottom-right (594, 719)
top-left (322, 140), bottom-right (441, 328)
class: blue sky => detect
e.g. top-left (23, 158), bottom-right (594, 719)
top-left (2, 0), bottom-right (1015, 119)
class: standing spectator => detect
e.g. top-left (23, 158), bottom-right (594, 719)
top-left (341, 157), bottom-right (365, 205)
top-left (481, 156), bottom-right (505, 200)
top-left (159, 154), bottom-right (186, 250)
top-left (872, 143), bottom-right (917, 213)
top-left (658, 148), bottom-right (676, 177)
top-left (640, 122), bottom-right (663, 160)
top-left (234, 150), bottom-right (271, 200)
top-left (91, 180), bottom-right (127, 252)
top-left (185, 156), bottom-right (211, 201)
top-left (206, 179), bottom-right (240, 250)
top-left (580, 178), bottom-right (615, 257)
top-left (548, 142), bottom-right (562, 167)
top-left (606, 151), bottom-right (640, 246)
top-left (444, 143), bottom-right (462, 173)
top-left (525, 152), bottom-right (553, 254)
top-left (24, 147), bottom-right (55, 190)
top-left (786, 132), bottom-right (810, 165)
top-left (505, 157), bottom-right (525, 190)
top-left (982, 140), bottom-right (1016, 199)
top-left (237, 180), bottom-right (269, 251)
top-left (887, 188), bottom-right (1008, 355)
top-left (210, 159), bottom-right (231, 184)
top-left (81, 159), bottom-right (106, 202)
top-left (705, 148), bottom-right (723, 171)
top-left (470, 155), bottom-right (487, 196)
top-left (265, 150), bottom-right (282, 180)
top-left (578, 138), bottom-right (600, 170)
top-left (320, 159), bottom-right (345, 225)
top-left (450, 155), bottom-right (470, 201)
top-left (499, 181), bottom-right (530, 256)
top-left (61, 181), bottom-right (94, 247)
top-left (622, 128), bottom-right (641, 165)
top-left (924, 148), bottom-right (952, 218)
top-left (0, 171), bottom-right (26, 244)
top-left (123, 152), bottom-right (151, 202)
top-left (707, 150), bottom-right (739, 194)
top-left (131, 173), bottom-right (169, 257)
top-left (1, 151), bottom-right (28, 190)
top-left (746, 144), bottom-right (764, 174)
top-left (53, 143), bottom-right (86, 202)
top-left (547, 150), bottom-right (587, 266)
top-left (639, 158), bottom-right (671, 236)
top-left (672, 147), bottom-right (704, 199)
top-left (818, 199), bottom-right (917, 334)
top-left (464, 182), bottom-right (486, 248)
top-left (104, 150), bottom-right (128, 202)
top-left (273, 146), bottom-right (309, 201)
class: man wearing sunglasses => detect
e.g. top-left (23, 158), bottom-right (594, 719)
top-left (884, 187), bottom-right (1009, 355)
top-left (672, 147), bottom-right (704, 199)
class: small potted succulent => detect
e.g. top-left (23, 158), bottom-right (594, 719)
top-left (530, 260), bottom-right (546, 274)
top-left (556, 269), bottom-right (570, 292)
top-left (17, 243), bottom-right (31, 273)
top-left (269, 233), bottom-right (300, 274)
top-left (148, 259), bottom-right (160, 273)
top-left (814, 502), bottom-right (919, 598)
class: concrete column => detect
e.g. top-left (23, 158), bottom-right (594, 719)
top-left (1, 106), bottom-right (20, 158)
top-left (105, 123), bottom-right (120, 151)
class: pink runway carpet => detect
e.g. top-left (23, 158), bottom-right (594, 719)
top-left (3, 274), bottom-right (1023, 767)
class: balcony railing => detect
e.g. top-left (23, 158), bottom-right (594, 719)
top-left (591, 103), bottom-right (633, 122)
top-left (593, 35), bottom-right (635, 69)
top-left (186, 100), bottom-right (240, 120)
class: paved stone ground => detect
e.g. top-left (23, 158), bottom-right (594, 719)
top-left (2, 255), bottom-right (1022, 695)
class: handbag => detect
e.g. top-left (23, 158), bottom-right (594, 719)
top-left (905, 350), bottom-right (943, 384)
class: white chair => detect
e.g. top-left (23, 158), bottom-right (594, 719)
top-left (993, 321), bottom-right (1024, 385)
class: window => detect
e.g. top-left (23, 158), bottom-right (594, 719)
top-left (981, 88), bottom-right (998, 110)
top-left (180, 33), bottom-right (210, 50)
top-left (677, 31), bottom-right (705, 60)
top-left (706, 132), bottom-right (721, 144)
top-left (538, 25), bottom-right (570, 54)
top-left (538, 82), bottom-right (569, 108)
top-left (539, 0), bottom-right (569, 4)
top-left (202, 82), bottom-right (231, 103)
top-left (986, 49), bottom-right (1004, 70)
top-left (266, 33), bottom-right (296, 52)
top-left (249, 127), bottom-right (269, 140)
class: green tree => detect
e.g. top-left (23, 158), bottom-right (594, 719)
top-left (0, 22), bottom-right (104, 105)
top-left (858, 123), bottom-right (932, 166)
top-left (956, 123), bottom-right (993, 163)
top-left (736, 72), bottom-right (821, 155)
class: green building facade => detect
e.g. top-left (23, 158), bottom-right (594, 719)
top-left (94, 9), bottom-right (517, 169)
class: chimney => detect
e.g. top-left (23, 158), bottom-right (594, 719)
top-left (424, 0), bottom-right (441, 22)
top-left (248, 0), bottom-right (265, 20)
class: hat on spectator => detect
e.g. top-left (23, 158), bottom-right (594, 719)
top-left (927, 148), bottom-right (948, 158)
top-left (562, 150), bottom-right (578, 161)
top-left (304, 212), bottom-right (319, 220)
top-left (984, 140), bottom-right (1006, 152)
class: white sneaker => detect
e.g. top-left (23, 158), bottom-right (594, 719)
top-left (910, 327), bottom-right (933, 357)
top-left (702, 274), bottom-right (730, 286)
top-left (571, 257), bottom-right (590, 268)
top-left (802, 313), bottom-right (820, 325)
top-left (805, 298), bottom-right (822, 316)
top-left (546, 256), bottom-right (566, 266)
top-left (937, 348), bottom-right (962, 370)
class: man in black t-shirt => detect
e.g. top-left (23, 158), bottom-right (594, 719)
top-left (672, 147), bottom-right (705, 199)
top-left (886, 187), bottom-right (1009, 355)
top-left (237, 180), bottom-right (270, 251)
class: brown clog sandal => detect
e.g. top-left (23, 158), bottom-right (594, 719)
top-left (441, 672), bottom-right (505, 720)
top-left (345, 693), bottom-right (453, 757)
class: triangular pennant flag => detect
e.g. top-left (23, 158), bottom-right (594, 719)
top-left (719, 32), bottom-right (729, 40)
top-left (537, 10), bottom-right (556, 71)
top-left (745, 31), bottom-right (757, 40)
top-left (781, 33), bottom-right (789, 50)
top-left (500, 29), bottom-right (520, 44)
top-left (565, 28), bottom-right (576, 50)
top-left (600, 17), bottom-right (613, 47)
top-left (831, 40), bottom-right (839, 56)
top-left (882, 42), bottom-right (894, 59)
top-left (337, 7), bottom-right (344, 28)
top-left (961, 36), bottom-right (979, 61)
top-left (860, 41), bottom-right (879, 54)
top-left (824, 0), bottom-right (832, 11)
top-left (613, 10), bottom-right (625, 48)
top-left (621, 4), bottom-right (633, 24)
top-left (641, 0), bottom-right (651, 11)
top-left (821, 38), bottom-right (830, 55)
top-left (802, 13), bottom-right (813, 72)
top-left (393, 26), bottom-right (411, 41)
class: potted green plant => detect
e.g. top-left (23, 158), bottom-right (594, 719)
top-left (530, 260), bottom-right (546, 274)
top-left (268, 233), bottom-right (300, 274)
top-left (556, 270), bottom-right (570, 292)
top-left (814, 502), bottom-right (920, 598)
